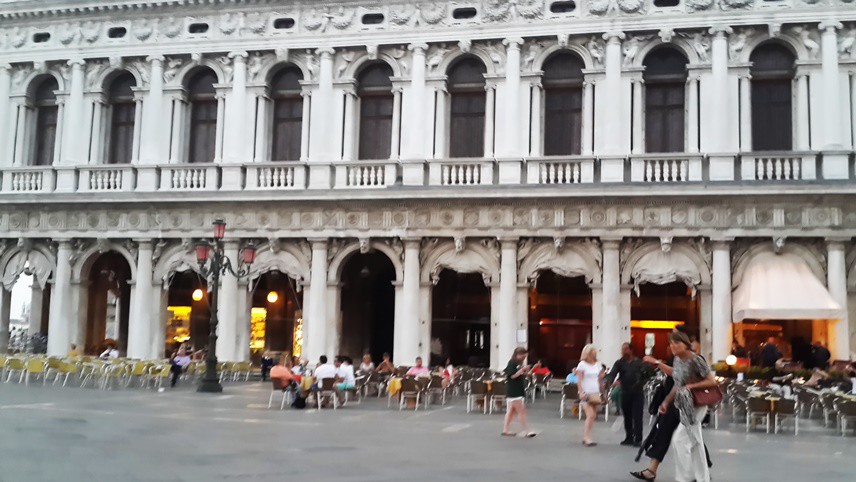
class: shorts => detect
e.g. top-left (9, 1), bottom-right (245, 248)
top-left (337, 383), bottom-right (355, 390)
top-left (506, 397), bottom-right (525, 411)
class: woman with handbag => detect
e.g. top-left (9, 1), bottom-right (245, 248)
top-left (574, 344), bottom-right (605, 447)
top-left (657, 331), bottom-right (718, 482)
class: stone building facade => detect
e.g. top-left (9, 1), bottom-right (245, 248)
top-left (1, 0), bottom-right (855, 369)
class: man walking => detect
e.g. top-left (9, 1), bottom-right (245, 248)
top-left (609, 343), bottom-right (645, 446)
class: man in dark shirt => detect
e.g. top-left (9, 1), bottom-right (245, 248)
top-left (731, 341), bottom-right (748, 358)
top-left (812, 341), bottom-right (831, 370)
top-left (760, 337), bottom-right (783, 368)
top-left (609, 343), bottom-right (645, 446)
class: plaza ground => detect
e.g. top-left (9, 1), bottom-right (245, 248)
top-left (1, 382), bottom-right (854, 482)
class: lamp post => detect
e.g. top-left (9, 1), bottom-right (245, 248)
top-left (195, 219), bottom-right (256, 393)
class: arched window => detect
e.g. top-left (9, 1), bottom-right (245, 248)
top-left (643, 48), bottom-right (688, 153)
top-left (269, 67), bottom-right (303, 161)
top-left (186, 69), bottom-right (218, 164)
top-left (750, 43), bottom-right (795, 151)
top-left (542, 52), bottom-right (584, 156)
top-left (357, 63), bottom-right (394, 160)
top-left (105, 73), bottom-right (137, 164)
top-left (447, 57), bottom-right (487, 158)
top-left (30, 76), bottom-right (59, 166)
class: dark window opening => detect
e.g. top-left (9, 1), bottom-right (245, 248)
top-left (452, 7), bottom-right (478, 20)
top-left (358, 63), bottom-right (394, 160)
top-left (188, 23), bottom-right (209, 34)
top-left (273, 17), bottom-right (295, 29)
top-left (270, 66), bottom-right (304, 161)
top-left (362, 13), bottom-right (385, 25)
top-left (107, 72), bottom-right (137, 165)
top-left (550, 1), bottom-right (577, 13)
top-left (654, 0), bottom-right (680, 6)
top-left (108, 27), bottom-right (127, 39)
top-left (447, 57), bottom-right (487, 158)
top-left (750, 43), bottom-right (795, 151)
top-left (542, 52), bottom-right (584, 156)
top-left (31, 76), bottom-right (59, 166)
top-left (186, 69), bottom-right (218, 163)
top-left (643, 48), bottom-right (688, 153)
top-left (33, 32), bottom-right (50, 43)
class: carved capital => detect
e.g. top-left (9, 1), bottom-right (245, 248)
top-left (709, 25), bottom-right (733, 38)
top-left (603, 31), bottom-right (626, 44)
top-left (819, 21), bottom-right (844, 33)
top-left (228, 51), bottom-right (249, 62)
top-left (408, 43), bottom-right (429, 55)
top-left (503, 37), bottom-right (524, 50)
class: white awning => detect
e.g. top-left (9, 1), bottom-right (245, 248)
top-left (732, 251), bottom-right (844, 322)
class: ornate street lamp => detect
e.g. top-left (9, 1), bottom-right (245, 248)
top-left (194, 218), bottom-right (256, 393)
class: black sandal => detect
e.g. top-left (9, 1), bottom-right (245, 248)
top-left (630, 469), bottom-right (656, 481)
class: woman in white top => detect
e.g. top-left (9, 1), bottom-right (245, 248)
top-left (359, 354), bottom-right (375, 374)
top-left (574, 344), bottom-right (604, 447)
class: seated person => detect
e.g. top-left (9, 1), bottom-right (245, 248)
top-left (170, 347), bottom-right (192, 388)
top-left (336, 357), bottom-right (356, 391)
top-left (358, 354), bottom-right (375, 374)
top-left (270, 356), bottom-right (302, 396)
top-left (376, 353), bottom-right (395, 375)
top-left (531, 360), bottom-right (552, 376)
top-left (406, 357), bottom-right (430, 377)
top-left (804, 368), bottom-right (830, 388)
top-left (100, 343), bottom-right (119, 359)
top-left (312, 355), bottom-right (338, 390)
top-left (565, 371), bottom-right (578, 384)
top-left (260, 351), bottom-right (275, 382)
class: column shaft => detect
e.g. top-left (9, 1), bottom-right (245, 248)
top-left (498, 240), bottom-right (519, 366)
top-left (395, 239), bottom-right (421, 365)
top-left (47, 242), bottom-right (73, 356)
top-left (827, 241), bottom-right (850, 359)
top-left (127, 241), bottom-right (154, 359)
top-left (216, 241), bottom-right (240, 361)
top-left (483, 86), bottom-right (495, 157)
top-left (306, 240), bottom-right (329, 360)
top-left (599, 240), bottom-right (622, 365)
top-left (739, 75), bottom-right (752, 151)
top-left (711, 241), bottom-right (732, 361)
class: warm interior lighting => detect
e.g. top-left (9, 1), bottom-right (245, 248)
top-left (293, 310), bottom-right (303, 358)
top-left (192, 288), bottom-right (204, 301)
top-left (726, 355), bottom-right (738, 366)
top-left (213, 219), bottom-right (226, 239)
top-left (250, 307), bottom-right (266, 350)
top-left (166, 306), bottom-right (191, 343)
top-left (630, 320), bottom-right (685, 330)
top-left (266, 291), bottom-right (278, 303)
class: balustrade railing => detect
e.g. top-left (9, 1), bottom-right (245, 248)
top-left (0, 167), bottom-right (55, 193)
top-left (335, 161), bottom-right (397, 188)
top-left (78, 166), bottom-right (134, 192)
top-left (630, 155), bottom-right (702, 182)
top-left (743, 153), bottom-right (816, 181)
top-left (246, 163), bottom-right (305, 190)
top-left (429, 159), bottom-right (494, 186)
top-left (527, 157), bottom-right (595, 184)
top-left (159, 165), bottom-right (218, 191)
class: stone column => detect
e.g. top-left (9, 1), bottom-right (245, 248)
top-left (47, 241), bottom-right (73, 356)
top-left (223, 51), bottom-right (248, 163)
top-left (395, 238), bottom-right (421, 365)
top-left (433, 85), bottom-right (448, 158)
top-left (131, 92), bottom-right (144, 163)
top-left (738, 73), bottom-right (752, 151)
top-left (141, 56), bottom-right (164, 163)
top-left (308, 48), bottom-right (336, 188)
top-left (61, 59), bottom-right (86, 164)
top-left (502, 38), bottom-right (523, 157)
top-left (598, 239), bottom-right (622, 365)
top-left (235, 280), bottom-right (251, 362)
top-left (305, 239), bottom-right (329, 361)
top-left (498, 239), bottom-right (519, 364)
top-left (820, 22), bottom-right (844, 149)
top-left (484, 83), bottom-right (496, 157)
top-left (686, 74), bottom-right (700, 153)
top-left (88, 97), bottom-right (105, 163)
top-left (529, 81), bottom-right (543, 157)
top-left (0, 288), bottom-right (10, 353)
top-left (708, 26), bottom-right (731, 152)
top-left (711, 240), bottom-right (732, 362)
top-left (127, 240), bottom-right (154, 359)
top-left (631, 78), bottom-right (644, 154)
top-left (602, 32), bottom-right (625, 155)
top-left (581, 79), bottom-right (594, 155)
top-left (390, 86), bottom-right (403, 159)
top-left (213, 91), bottom-right (227, 162)
top-left (168, 92), bottom-right (185, 163)
top-left (0, 64), bottom-right (11, 165)
top-left (794, 72), bottom-right (810, 151)
top-left (341, 87), bottom-right (357, 161)
top-left (28, 286), bottom-right (44, 336)
top-left (216, 241), bottom-right (240, 361)
top-left (12, 99), bottom-right (27, 166)
top-left (300, 88), bottom-right (312, 161)
top-left (827, 240), bottom-right (850, 360)
top-left (402, 43), bottom-right (428, 161)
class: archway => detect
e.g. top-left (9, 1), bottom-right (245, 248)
top-left (251, 270), bottom-right (303, 362)
top-left (339, 252), bottom-right (396, 363)
top-left (528, 271), bottom-right (592, 375)
top-left (84, 252), bottom-right (132, 355)
top-left (431, 269), bottom-right (491, 367)
top-left (630, 282), bottom-right (699, 360)
top-left (1, 245), bottom-right (54, 353)
top-left (165, 271), bottom-right (209, 357)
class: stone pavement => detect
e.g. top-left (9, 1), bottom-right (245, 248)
top-left (0, 381), bottom-right (854, 482)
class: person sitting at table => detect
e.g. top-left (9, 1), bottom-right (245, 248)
top-left (260, 351), bottom-right (275, 382)
top-left (803, 368), bottom-right (830, 388)
top-left (359, 354), bottom-right (375, 374)
top-left (100, 343), bottom-right (119, 359)
top-left (67, 344), bottom-right (81, 357)
top-left (442, 358), bottom-right (456, 388)
top-left (377, 353), bottom-right (395, 375)
top-left (337, 356), bottom-right (356, 391)
top-left (406, 357), bottom-right (430, 377)
top-left (271, 355), bottom-right (302, 396)
top-left (531, 360), bottom-right (552, 376)
top-left (170, 347), bottom-right (192, 387)
top-left (312, 355), bottom-right (337, 390)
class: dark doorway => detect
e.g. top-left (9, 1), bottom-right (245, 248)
top-left (630, 282), bottom-right (699, 360)
top-left (431, 270), bottom-right (491, 367)
top-left (339, 252), bottom-right (396, 363)
top-left (85, 252), bottom-right (132, 355)
top-left (166, 271), bottom-right (209, 356)
top-left (528, 271), bottom-right (592, 376)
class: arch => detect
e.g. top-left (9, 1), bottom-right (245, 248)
top-left (342, 53), bottom-right (401, 80)
top-left (518, 240), bottom-right (601, 285)
top-left (436, 47), bottom-right (498, 77)
top-left (94, 67), bottom-right (144, 92)
top-left (642, 46), bottom-right (689, 79)
top-left (152, 244), bottom-right (204, 288)
top-left (269, 65), bottom-right (304, 92)
top-left (750, 42), bottom-right (797, 76)
top-left (732, 241), bottom-right (826, 289)
top-left (532, 45), bottom-right (594, 72)
top-left (356, 61), bottom-right (394, 91)
top-left (632, 39), bottom-right (697, 69)
top-left (102, 69), bottom-right (138, 95)
top-left (170, 59), bottom-right (227, 88)
top-left (541, 51), bottom-right (585, 83)
top-left (248, 243), bottom-right (311, 288)
top-left (16, 69), bottom-right (65, 96)
top-left (0, 242), bottom-right (56, 291)
top-left (740, 33), bottom-right (807, 65)
top-left (446, 55), bottom-right (488, 86)
top-left (29, 75), bottom-right (60, 101)
top-left (71, 242), bottom-right (138, 283)
top-left (621, 241), bottom-right (711, 295)
top-left (420, 240), bottom-right (500, 286)
top-left (328, 240), bottom-right (404, 284)
top-left (258, 59), bottom-right (312, 86)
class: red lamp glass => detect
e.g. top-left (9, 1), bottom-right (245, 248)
top-left (242, 244), bottom-right (257, 265)
top-left (195, 243), bottom-right (210, 265)
top-left (212, 219), bottom-right (226, 240)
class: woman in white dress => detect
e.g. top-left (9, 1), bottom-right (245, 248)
top-left (574, 344), bottom-right (605, 447)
